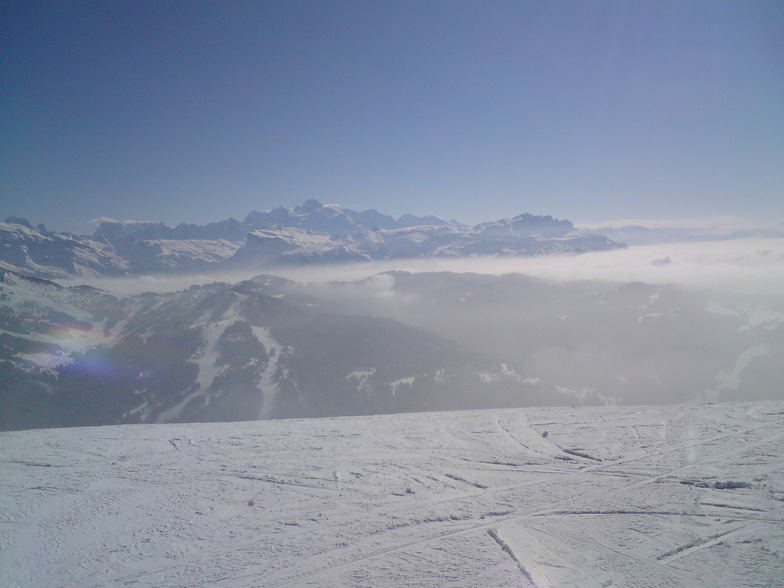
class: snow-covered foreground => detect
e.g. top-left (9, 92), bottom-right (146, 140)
top-left (2, 403), bottom-right (783, 587)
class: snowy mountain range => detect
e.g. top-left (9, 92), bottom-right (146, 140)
top-left (2, 201), bottom-right (781, 432)
top-left (1, 200), bottom-right (622, 278)
top-left (2, 265), bottom-right (782, 431)
top-left (0, 268), bottom-right (586, 431)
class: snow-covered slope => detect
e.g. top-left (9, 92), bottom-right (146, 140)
top-left (242, 199), bottom-right (453, 235)
top-left (0, 219), bottom-right (131, 278)
top-left (113, 238), bottom-right (242, 273)
top-left (1, 401), bottom-right (782, 587)
top-left (1, 269), bottom-right (575, 431)
top-left (229, 204), bottom-right (622, 266)
top-left (0, 202), bottom-right (623, 277)
top-left (3, 266), bottom-right (783, 431)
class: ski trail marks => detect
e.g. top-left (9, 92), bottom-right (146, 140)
top-left (3, 402), bottom-right (783, 587)
top-left (656, 523), bottom-right (755, 563)
top-left (488, 528), bottom-right (537, 586)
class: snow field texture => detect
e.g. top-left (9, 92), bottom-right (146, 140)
top-left (1, 401), bottom-right (783, 587)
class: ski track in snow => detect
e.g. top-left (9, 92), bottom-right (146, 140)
top-left (158, 295), bottom-right (284, 423)
top-left (250, 325), bottom-right (281, 419)
top-left (154, 298), bottom-right (243, 423)
top-left (1, 402), bottom-right (783, 587)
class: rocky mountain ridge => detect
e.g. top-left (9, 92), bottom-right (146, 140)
top-left (1, 200), bottom-right (623, 278)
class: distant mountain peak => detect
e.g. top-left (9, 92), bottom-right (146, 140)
top-left (4, 216), bottom-right (33, 228)
top-left (1, 200), bottom-right (624, 277)
top-left (297, 198), bottom-right (324, 213)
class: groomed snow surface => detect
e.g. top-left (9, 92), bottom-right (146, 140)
top-left (2, 402), bottom-right (783, 587)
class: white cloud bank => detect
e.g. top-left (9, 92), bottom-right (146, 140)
top-left (274, 237), bottom-right (784, 296)
top-left (576, 215), bottom-right (758, 231)
top-left (70, 237), bottom-right (784, 296)
top-left (89, 217), bottom-right (158, 225)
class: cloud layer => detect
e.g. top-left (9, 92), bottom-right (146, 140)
top-left (69, 237), bottom-right (784, 297)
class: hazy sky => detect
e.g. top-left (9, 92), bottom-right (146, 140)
top-left (2, 1), bottom-right (782, 234)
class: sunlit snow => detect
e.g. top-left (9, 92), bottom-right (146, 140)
top-left (1, 402), bottom-right (782, 587)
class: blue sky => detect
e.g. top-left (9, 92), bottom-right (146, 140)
top-left (2, 1), bottom-right (782, 234)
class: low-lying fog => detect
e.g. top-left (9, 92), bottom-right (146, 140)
top-left (62, 238), bottom-right (784, 406)
top-left (74, 238), bottom-right (784, 296)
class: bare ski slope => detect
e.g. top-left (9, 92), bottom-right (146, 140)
top-left (2, 402), bottom-right (783, 587)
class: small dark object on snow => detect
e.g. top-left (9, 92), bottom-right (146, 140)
top-left (542, 431), bottom-right (548, 438)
